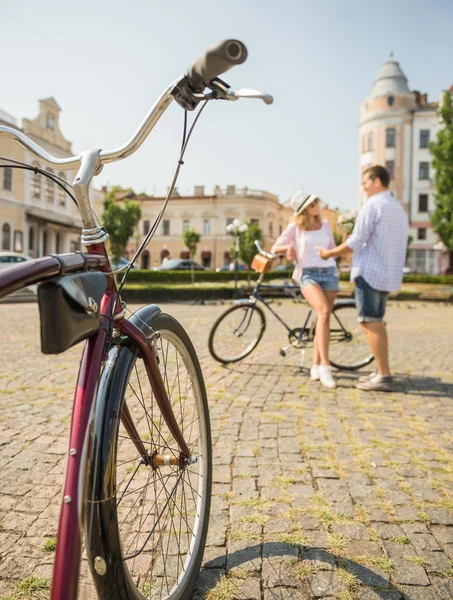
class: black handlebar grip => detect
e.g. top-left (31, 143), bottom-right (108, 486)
top-left (187, 40), bottom-right (248, 91)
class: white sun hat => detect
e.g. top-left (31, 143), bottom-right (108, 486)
top-left (289, 191), bottom-right (320, 215)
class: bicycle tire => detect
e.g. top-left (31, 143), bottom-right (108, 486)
top-left (329, 301), bottom-right (375, 371)
top-left (85, 307), bottom-right (212, 600)
top-left (208, 302), bottom-right (266, 363)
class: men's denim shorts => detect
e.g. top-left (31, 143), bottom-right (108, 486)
top-left (300, 266), bottom-right (339, 291)
top-left (354, 276), bottom-right (389, 322)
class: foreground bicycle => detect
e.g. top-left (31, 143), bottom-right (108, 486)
top-left (209, 242), bottom-right (374, 371)
top-left (0, 40), bottom-right (272, 600)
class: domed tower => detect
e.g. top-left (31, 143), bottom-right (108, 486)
top-left (358, 55), bottom-right (415, 208)
top-left (358, 57), bottom-right (444, 274)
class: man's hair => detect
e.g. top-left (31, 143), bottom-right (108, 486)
top-left (363, 165), bottom-right (390, 188)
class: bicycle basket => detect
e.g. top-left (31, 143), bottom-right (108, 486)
top-left (38, 271), bottom-right (108, 354)
top-left (251, 254), bottom-right (271, 274)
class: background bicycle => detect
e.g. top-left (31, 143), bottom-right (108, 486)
top-left (0, 40), bottom-right (272, 600)
top-left (208, 242), bottom-right (374, 371)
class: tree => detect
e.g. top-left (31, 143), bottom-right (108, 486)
top-left (430, 90), bottom-right (453, 272)
top-left (101, 187), bottom-right (141, 265)
top-left (182, 228), bottom-right (201, 283)
top-left (238, 222), bottom-right (263, 282)
top-left (406, 234), bottom-right (414, 264)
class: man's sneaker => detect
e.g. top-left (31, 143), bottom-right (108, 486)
top-left (319, 365), bottom-right (336, 389)
top-left (310, 364), bottom-right (320, 381)
top-left (358, 371), bottom-right (377, 383)
top-left (356, 374), bottom-right (396, 392)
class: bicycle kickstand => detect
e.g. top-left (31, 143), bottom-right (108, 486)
top-left (299, 347), bottom-right (305, 370)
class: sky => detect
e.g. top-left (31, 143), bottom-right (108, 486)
top-left (1, 0), bottom-right (452, 211)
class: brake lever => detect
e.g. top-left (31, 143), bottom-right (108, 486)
top-left (226, 88), bottom-right (274, 105)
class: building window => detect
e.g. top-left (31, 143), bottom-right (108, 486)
top-left (367, 132), bottom-right (373, 151)
top-left (162, 220), bottom-right (170, 236)
top-left (418, 194), bottom-right (428, 212)
top-left (1, 223), bottom-right (11, 250)
top-left (387, 95), bottom-right (395, 106)
top-left (31, 162), bottom-right (41, 198)
top-left (45, 168), bottom-right (55, 202)
top-left (386, 128), bottom-right (395, 148)
top-left (419, 162), bottom-right (429, 180)
top-left (268, 222), bottom-right (273, 236)
top-left (250, 219), bottom-right (259, 226)
top-left (183, 219), bottom-right (190, 232)
top-left (3, 167), bottom-right (12, 191)
top-left (361, 136), bottom-right (366, 153)
top-left (420, 130), bottom-right (430, 148)
top-left (47, 115), bottom-right (56, 130)
top-left (418, 228), bottom-right (427, 240)
top-left (143, 220), bottom-right (150, 235)
top-left (279, 225), bottom-right (283, 235)
top-left (203, 219), bottom-right (211, 235)
top-left (385, 160), bottom-right (395, 180)
top-left (226, 218), bottom-right (234, 228)
top-left (57, 172), bottom-right (66, 206)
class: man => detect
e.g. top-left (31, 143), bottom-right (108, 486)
top-left (317, 165), bottom-right (409, 392)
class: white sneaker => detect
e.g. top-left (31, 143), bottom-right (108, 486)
top-left (310, 365), bottom-right (320, 381)
top-left (319, 365), bottom-right (336, 389)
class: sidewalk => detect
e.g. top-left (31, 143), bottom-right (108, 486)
top-left (0, 301), bottom-right (452, 599)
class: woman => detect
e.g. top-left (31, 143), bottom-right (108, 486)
top-left (272, 191), bottom-right (339, 389)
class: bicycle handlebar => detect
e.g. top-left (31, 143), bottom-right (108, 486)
top-left (254, 240), bottom-right (279, 260)
top-left (0, 40), bottom-right (252, 172)
top-left (188, 40), bottom-right (248, 92)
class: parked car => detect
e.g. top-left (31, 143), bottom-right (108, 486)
top-left (0, 251), bottom-right (31, 269)
top-left (403, 266), bottom-right (411, 274)
top-left (215, 263), bottom-right (248, 272)
top-left (111, 257), bottom-right (138, 270)
top-left (0, 252), bottom-right (37, 294)
top-left (274, 264), bottom-right (292, 272)
top-left (157, 259), bottom-right (205, 271)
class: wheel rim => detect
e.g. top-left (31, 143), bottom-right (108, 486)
top-left (329, 305), bottom-right (374, 369)
top-left (210, 305), bottom-right (264, 362)
top-left (115, 327), bottom-right (208, 599)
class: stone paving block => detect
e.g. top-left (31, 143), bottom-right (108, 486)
top-left (202, 546), bottom-right (227, 569)
top-left (301, 548), bottom-right (335, 570)
top-left (432, 577), bottom-right (453, 600)
top-left (416, 550), bottom-right (451, 573)
top-left (427, 508), bottom-right (453, 525)
top-left (308, 571), bottom-right (346, 597)
top-left (2, 302), bottom-right (453, 597)
top-left (357, 590), bottom-right (402, 600)
top-left (229, 576), bottom-right (261, 599)
top-left (264, 586), bottom-right (310, 599)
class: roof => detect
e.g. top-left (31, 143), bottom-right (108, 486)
top-left (39, 97), bottom-right (62, 111)
top-left (0, 108), bottom-right (19, 127)
top-left (370, 57), bottom-right (411, 99)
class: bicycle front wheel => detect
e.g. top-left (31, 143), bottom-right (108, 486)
top-left (329, 301), bottom-right (375, 371)
top-left (208, 302), bottom-right (266, 363)
top-left (86, 309), bottom-right (212, 600)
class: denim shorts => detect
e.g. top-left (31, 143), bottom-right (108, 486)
top-left (355, 276), bottom-right (389, 322)
top-left (300, 266), bottom-right (339, 291)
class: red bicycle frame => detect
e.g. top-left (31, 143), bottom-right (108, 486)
top-left (0, 244), bottom-right (191, 600)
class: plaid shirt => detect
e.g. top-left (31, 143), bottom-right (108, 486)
top-left (346, 191), bottom-right (409, 292)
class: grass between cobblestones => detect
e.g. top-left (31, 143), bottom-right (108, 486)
top-left (1, 303), bottom-right (453, 598)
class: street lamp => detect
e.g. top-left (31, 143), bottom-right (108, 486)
top-left (226, 219), bottom-right (248, 295)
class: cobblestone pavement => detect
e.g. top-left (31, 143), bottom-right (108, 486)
top-left (0, 300), bottom-right (452, 599)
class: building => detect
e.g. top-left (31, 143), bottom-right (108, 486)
top-left (0, 98), bottom-right (103, 257)
top-left (117, 185), bottom-right (294, 270)
top-left (358, 56), bottom-right (452, 274)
